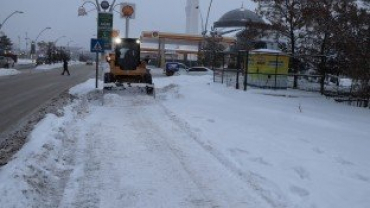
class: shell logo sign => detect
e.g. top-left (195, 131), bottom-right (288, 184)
top-left (121, 3), bottom-right (136, 19)
top-left (152, 31), bottom-right (159, 38)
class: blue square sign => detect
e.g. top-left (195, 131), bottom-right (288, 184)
top-left (90, 38), bottom-right (105, 53)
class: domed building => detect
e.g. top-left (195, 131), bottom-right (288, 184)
top-left (214, 6), bottom-right (264, 28)
top-left (213, 6), bottom-right (285, 51)
top-left (212, 6), bottom-right (290, 89)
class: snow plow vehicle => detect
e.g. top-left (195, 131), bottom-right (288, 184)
top-left (103, 38), bottom-right (154, 95)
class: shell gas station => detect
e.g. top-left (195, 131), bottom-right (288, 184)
top-left (107, 2), bottom-right (236, 69)
top-left (138, 31), bottom-right (236, 68)
top-left (106, 1), bottom-right (289, 89)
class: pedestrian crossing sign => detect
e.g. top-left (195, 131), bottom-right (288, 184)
top-left (90, 38), bottom-right (105, 53)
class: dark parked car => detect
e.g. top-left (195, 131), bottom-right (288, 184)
top-left (187, 66), bottom-right (211, 72)
top-left (36, 57), bottom-right (50, 65)
top-left (185, 66), bottom-right (212, 75)
top-left (86, 60), bottom-right (94, 65)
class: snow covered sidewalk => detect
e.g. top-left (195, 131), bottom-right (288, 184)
top-left (0, 74), bottom-right (369, 208)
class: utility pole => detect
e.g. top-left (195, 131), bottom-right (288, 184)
top-left (25, 32), bottom-right (29, 57)
top-left (18, 36), bottom-right (21, 54)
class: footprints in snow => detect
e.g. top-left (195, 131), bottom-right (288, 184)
top-left (229, 148), bottom-right (312, 199)
top-left (229, 148), bottom-right (272, 167)
top-left (292, 166), bottom-right (310, 180)
top-left (289, 185), bottom-right (310, 197)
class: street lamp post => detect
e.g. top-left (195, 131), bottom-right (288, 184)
top-left (32, 26), bottom-right (51, 62)
top-left (0, 11), bottom-right (24, 31)
top-left (78, 0), bottom-right (125, 89)
top-left (35, 27), bottom-right (52, 44)
top-left (67, 40), bottom-right (74, 49)
top-left (199, 0), bottom-right (214, 67)
top-left (204, 0), bottom-right (214, 36)
top-left (54, 35), bottom-right (66, 45)
top-left (67, 40), bottom-right (74, 59)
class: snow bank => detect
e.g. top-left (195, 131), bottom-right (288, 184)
top-left (0, 68), bottom-right (21, 76)
top-left (34, 61), bottom-right (83, 71)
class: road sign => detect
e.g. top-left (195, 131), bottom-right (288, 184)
top-left (100, 0), bottom-right (110, 10)
top-left (98, 12), bottom-right (113, 50)
top-left (90, 38), bottom-right (105, 53)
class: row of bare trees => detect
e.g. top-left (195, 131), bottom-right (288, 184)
top-left (251, 0), bottom-right (369, 98)
top-left (37, 41), bottom-right (70, 63)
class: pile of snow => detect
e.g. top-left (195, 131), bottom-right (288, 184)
top-left (0, 71), bottom-right (369, 208)
top-left (34, 61), bottom-right (82, 71)
top-left (0, 68), bottom-right (21, 76)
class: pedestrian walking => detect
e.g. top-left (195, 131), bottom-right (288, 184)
top-left (61, 56), bottom-right (70, 76)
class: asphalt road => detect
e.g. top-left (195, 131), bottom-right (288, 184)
top-left (0, 63), bottom-right (95, 135)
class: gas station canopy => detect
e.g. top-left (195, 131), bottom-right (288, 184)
top-left (140, 31), bottom-right (236, 46)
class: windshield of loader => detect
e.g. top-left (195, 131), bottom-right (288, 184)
top-left (115, 38), bottom-right (141, 70)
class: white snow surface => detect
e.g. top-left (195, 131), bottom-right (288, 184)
top-left (0, 69), bottom-right (369, 208)
top-left (0, 68), bottom-right (21, 76)
top-left (0, 60), bottom-right (83, 77)
top-left (17, 59), bottom-right (34, 64)
top-left (34, 61), bottom-right (82, 71)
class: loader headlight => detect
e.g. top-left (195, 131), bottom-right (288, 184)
top-left (114, 38), bottom-right (122, 44)
top-left (136, 39), bottom-right (141, 44)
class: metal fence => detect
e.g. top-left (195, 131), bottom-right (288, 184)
top-left (213, 68), bottom-right (370, 108)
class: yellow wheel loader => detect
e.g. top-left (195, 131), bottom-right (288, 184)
top-left (103, 38), bottom-right (154, 95)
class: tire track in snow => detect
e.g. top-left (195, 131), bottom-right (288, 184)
top-left (59, 96), bottom-right (102, 208)
top-left (100, 95), bottom-right (220, 207)
top-left (93, 94), bottom-right (261, 207)
top-left (131, 103), bottom-right (219, 207)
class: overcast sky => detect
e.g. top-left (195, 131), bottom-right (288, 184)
top-left (0, 0), bottom-right (256, 50)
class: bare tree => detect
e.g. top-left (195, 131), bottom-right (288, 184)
top-left (253, 0), bottom-right (309, 88)
top-left (199, 32), bottom-right (225, 68)
top-left (301, 0), bottom-right (354, 94)
top-left (333, 2), bottom-right (370, 101)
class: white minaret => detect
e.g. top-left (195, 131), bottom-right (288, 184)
top-left (185, 0), bottom-right (199, 34)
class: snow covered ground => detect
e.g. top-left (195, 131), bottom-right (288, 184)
top-left (0, 60), bottom-right (83, 77)
top-left (17, 58), bottom-right (34, 64)
top-left (0, 68), bottom-right (21, 76)
top-left (32, 61), bottom-right (83, 72)
top-left (0, 68), bottom-right (369, 208)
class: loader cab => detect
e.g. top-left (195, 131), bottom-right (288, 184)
top-left (104, 38), bottom-right (154, 95)
top-left (114, 38), bottom-right (141, 70)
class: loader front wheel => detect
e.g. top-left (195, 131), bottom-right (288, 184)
top-left (144, 73), bottom-right (153, 84)
top-left (104, 73), bottom-right (115, 83)
top-left (146, 87), bottom-right (154, 95)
